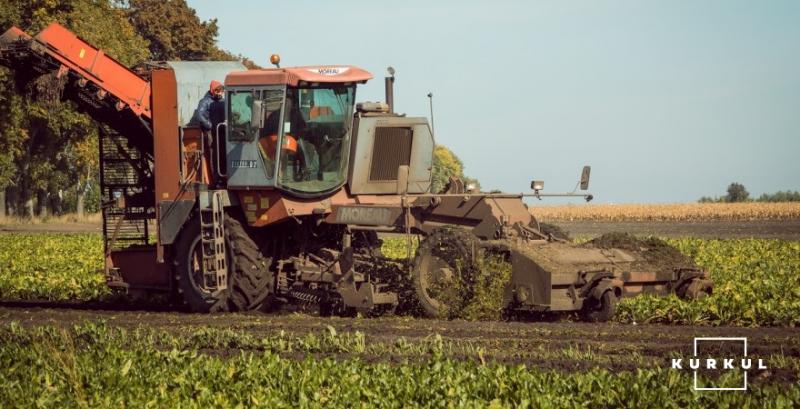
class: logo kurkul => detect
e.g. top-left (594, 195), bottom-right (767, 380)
top-left (670, 337), bottom-right (768, 391)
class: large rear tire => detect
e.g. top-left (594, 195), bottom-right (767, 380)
top-left (225, 216), bottom-right (274, 311)
top-left (173, 213), bottom-right (273, 312)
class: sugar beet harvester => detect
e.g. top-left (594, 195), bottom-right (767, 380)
top-left (0, 23), bottom-right (711, 320)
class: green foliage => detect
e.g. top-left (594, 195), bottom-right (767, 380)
top-left (0, 79), bottom-right (27, 188)
top-left (127, 0), bottom-right (223, 61)
top-left (757, 190), bottom-right (800, 202)
top-left (430, 145), bottom-right (463, 193)
top-left (726, 182), bottom-right (750, 203)
top-left (0, 233), bottom-right (106, 300)
top-left (124, 0), bottom-right (259, 68)
top-left (0, 322), bottom-right (797, 408)
top-left (380, 235), bottom-right (417, 261)
top-left (617, 238), bottom-right (800, 326)
top-left (0, 0), bottom-right (149, 215)
top-left (384, 237), bottom-right (523, 320)
top-left (430, 145), bottom-right (481, 193)
top-left (421, 248), bottom-right (512, 321)
top-left (460, 254), bottom-right (512, 321)
top-left (68, 1), bottom-right (151, 66)
top-left (0, 234), bottom-right (798, 327)
top-left (697, 196), bottom-right (722, 203)
top-left (698, 183), bottom-right (799, 203)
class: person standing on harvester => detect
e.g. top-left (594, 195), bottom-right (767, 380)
top-left (192, 80), bottom-right (225, 135)
top-left (191, 80), bottom-right (225, 182)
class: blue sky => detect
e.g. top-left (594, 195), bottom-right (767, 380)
top-left (189, 0), bottom-right (800, 203)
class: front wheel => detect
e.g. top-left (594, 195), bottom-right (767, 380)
top-left (678, 278), bottom-right (712, 300)
top-left (173, 213), bottom-right (273, 312)
top-left (580, 290), bottom-right (618, 322)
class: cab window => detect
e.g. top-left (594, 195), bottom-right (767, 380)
top-left (276, 86), bottom-right (355, 194)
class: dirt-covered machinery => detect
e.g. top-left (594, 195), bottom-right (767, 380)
top-left (0, 23), bottom-right (712, 320)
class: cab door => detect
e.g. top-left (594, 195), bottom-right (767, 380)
top-left (225, 86), bottom-right (286, 188)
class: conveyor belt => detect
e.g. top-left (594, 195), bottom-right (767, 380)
top-left (0, 23), bottom-right (152, 151)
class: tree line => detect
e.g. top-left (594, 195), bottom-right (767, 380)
top-left (698, 183), bottom-right (800, 203)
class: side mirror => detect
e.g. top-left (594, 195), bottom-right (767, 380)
top-left (250, 100), bottom-right (264, 129)
top-left (580, 166), bottom-right (591, 190)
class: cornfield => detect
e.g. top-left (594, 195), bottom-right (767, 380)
top-left (530, 202), bottom-right (800, 221)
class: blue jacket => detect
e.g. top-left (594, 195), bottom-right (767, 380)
top-left (191, 91), bottom-right (225, 131)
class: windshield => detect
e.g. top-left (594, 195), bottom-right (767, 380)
top-left (229, 88), bottom-right (284, 179)
top-left (275, 86), bottom-right (356, 195)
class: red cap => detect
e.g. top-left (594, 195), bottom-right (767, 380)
top-left (210, 80), bottom-right (223, 92)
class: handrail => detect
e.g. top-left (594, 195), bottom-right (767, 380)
top-left (215, 122), bottom-right (228, 178)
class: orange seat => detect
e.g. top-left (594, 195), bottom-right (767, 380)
top-left (309, 106), bottom-right (333, 119)
top-left (259, 134), bottom-right (297, 160)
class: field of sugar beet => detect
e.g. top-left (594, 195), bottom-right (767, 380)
top-left (0, 216), bottom-right (798, 407)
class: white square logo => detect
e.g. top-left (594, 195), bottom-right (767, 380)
top-left (693, 337), bottom-right (747, 391)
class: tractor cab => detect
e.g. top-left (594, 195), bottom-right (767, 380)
top-left (223, 66), bottom-right (372, 197)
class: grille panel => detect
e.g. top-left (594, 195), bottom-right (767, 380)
top-left (369, 127), bottom-right (412, 181)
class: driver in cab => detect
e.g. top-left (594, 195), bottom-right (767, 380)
top-left (260, 106), bottom-right (320, 181)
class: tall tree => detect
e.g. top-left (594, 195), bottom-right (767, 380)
top-left (725, 183), bottom-right (750, 203)
top-left (430, 145), bottom-right (480, 193)
top-left (0, 0), bottom-right (149, 216)
top-left (126, 0), bottom-right (260, 68)
top-left (430, 145), bottom-right (463, 194)
top-left (127, 0), bottom-right (222, 61)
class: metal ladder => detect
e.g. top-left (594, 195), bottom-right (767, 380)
top-left (199, 191), bottom-right (228, 291)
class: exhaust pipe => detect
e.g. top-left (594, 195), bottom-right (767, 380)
top-left (385, 66), bottom-right (395, 113)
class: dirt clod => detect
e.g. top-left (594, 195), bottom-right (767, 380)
top-left (582, 232), bottom-right (696, 270)
top-left (539, 223), bottom-right (571, 241)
